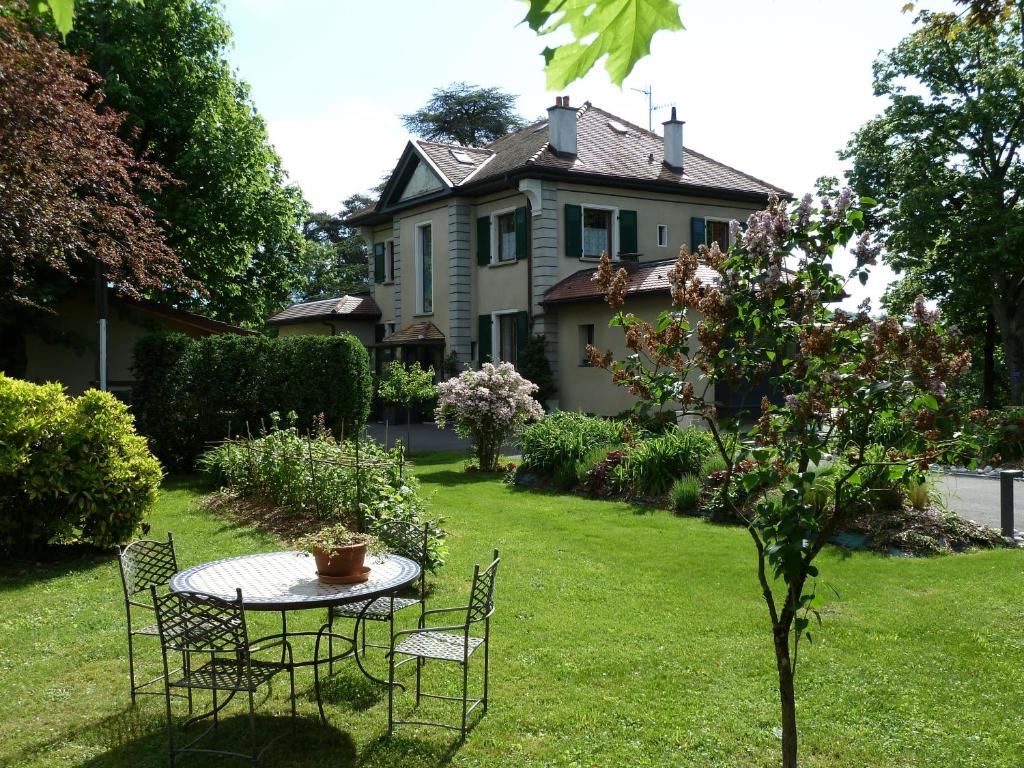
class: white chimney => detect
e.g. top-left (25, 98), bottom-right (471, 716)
top-left (662, 106), bottom-right (684, 173)
top-left (547, 95), bottom-right (577, 156)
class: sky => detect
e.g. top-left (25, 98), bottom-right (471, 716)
top-left (219, 0), bottom-right (957, 309)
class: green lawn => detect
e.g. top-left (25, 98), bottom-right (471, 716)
top-left (1, 452), bottom-right (1022, 767)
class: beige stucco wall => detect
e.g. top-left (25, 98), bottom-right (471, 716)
top-left (398, 204), bottom-right (449, 335)
top-left (23, 291), bottom-right (216, 395)
top-left (553, 182), bottom-right (760, 281)
top-left (275, 320), bottom-right (377, 347)
top-left (552, 295), bottom-right (710, 416)
top-left (473, 191), bottom-right (530, 327)
top-left (368, 224), bottom-right (396, 321)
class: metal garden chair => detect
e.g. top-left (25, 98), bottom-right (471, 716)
top-left (117, 533), bottom-right (182, 703)
top-left (387, 549), bottom-right (499, 740)
top-left (325, 520), bottom-right (430, 671)
top-left (152, 587), bottom-right (296, 767)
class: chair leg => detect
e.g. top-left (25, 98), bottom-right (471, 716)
top-left (212, 687), bottom-right (219, 730)
top-left (461, 658), bottom-right (469, 741)
top-left (127, 629), bottom-right (137, 704)
top-left (387, 651), bottom-right (395, 737)
top-left (289, 666), bottom-right (297, 744)
top-left (483, 638), bottom-right (490, 713)
top-left (415, 657), bottom-right (422, 705)
top-left (248, 690), bottom-right (258, 768)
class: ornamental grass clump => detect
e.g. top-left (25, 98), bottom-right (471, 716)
top-left (435, 362), bottom-right (543, 472)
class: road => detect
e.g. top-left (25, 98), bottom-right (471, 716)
top-left (931, 473), bottom-right (1023, 534)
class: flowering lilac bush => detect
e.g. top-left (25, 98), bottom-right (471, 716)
top-left (590, 185), bottom-right (973, 768)
top-left (435, 362), bottom-right (543, 471)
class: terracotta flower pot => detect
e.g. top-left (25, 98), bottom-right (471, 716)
top-left (312, 541), bottom-right (367, 578)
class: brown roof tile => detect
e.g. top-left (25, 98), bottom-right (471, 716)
top-left (378, 320), bottom-right (446, 346)
top-left (267, 294), bottom-right (381, 325)
top-left (541, 259), bottom-right (720, 306)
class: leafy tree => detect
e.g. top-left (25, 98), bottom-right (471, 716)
top-left (590, 189), bottom-right (971, 768)
top-left (402, 82), bottom-right (525, 147)
top-left (295, 193), bottom-right (374, 300)
top-left (64, 0), bottom-right (308, 327)
top-left (0, 10), bottom-right (185, 377)
top-left (377, 361), bottom-right (436, 450)
top-left (843, 8), bottom-right (1024, 403)
top-left (524, 0), bottom-right (684, 88)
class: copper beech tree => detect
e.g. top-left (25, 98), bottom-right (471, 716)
top-left (0, 11), bottom-right (186, 376)
top-left (590, 189), bottom-right (972, 768)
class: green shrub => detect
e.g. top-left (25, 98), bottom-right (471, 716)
top-left (669, 475), bottom-right (702, 513)
top-left (200, 425), bottom-right (446, 570)
top-left (132, 331), bottom-right (373, 469)
top-left (700, 454), bottom-right (729, 479)
top-left (516, 334), bottom-right (557, 407)
top-left (624, 428), bottom-right (715, 497)
top-left (519, 411), bottom-right (623, 486)
top-left (0, 375), bottom-right (162, 553)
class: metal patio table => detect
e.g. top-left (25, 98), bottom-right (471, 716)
top-left (169, 550), bottom-right (421, 722)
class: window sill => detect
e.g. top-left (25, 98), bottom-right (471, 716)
top-left (488, 259), bottom-right (519, 268)
top-left (382, 280), bottom-right (394, 286)
top-left (413, 312), bottom-right (434, 318)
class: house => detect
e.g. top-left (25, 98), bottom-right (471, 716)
top-left (22, 285), bottom-right (253, 398)
top-left (267, 294), bottom-right (382, 347)
top-left (347, 97), bottom-right (789, 416)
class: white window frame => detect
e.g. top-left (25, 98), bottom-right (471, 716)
top-left (657, 224), bottom-right (668, 248)
top-left (491, 309), bottom-right (520, 364)
top-left (490, 207), bottom-right (519, 264)
top-left (704, 217), bottom-right (735, 249)
top-left (415, 222), bottom-right (433, 315)
top-left (580, 203), bottom-right (619, 260)
top-left (383, 238), bottom-right (395, 283)
top-left (385, 321), bottom-right (397, 336)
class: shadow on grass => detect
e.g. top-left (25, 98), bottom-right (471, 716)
top-left (0, 543), bottom-right (115, 590)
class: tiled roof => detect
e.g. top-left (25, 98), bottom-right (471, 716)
top-left (541, 259), bottom-right (720, 306)
top-left (470, 103), bottom-right (787, 196)
top-left (120, 296), bottom-right (257, 335)
top-left (415, 140), bottom-right (493, 185)
top-left (267, 294), bottom-right (381, 325)
top-left (347, 101), bottom-right (787, 225)
top-left (378, 321), bottom-right (446, 346)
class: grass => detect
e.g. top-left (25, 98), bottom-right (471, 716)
top-left (1, 453), bottom-right (1022, 767)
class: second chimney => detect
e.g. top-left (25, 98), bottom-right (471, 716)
top-left (662, 106), bottom-right (684, 173)
top-left (548, 96), bottom-right (577, 156)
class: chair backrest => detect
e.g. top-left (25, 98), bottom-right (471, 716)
top-left (373, 519), bottom-right (430, 597)
top-left (118, 533), bottom-right (178, 598)
top-left (152, 588), bottom-right (249, 654)
top-left (466, 549), bottom-right (500, 625)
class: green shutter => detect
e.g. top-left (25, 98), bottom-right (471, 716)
top-left (690, 217), bottom-right (706, 252)
top-left (515, 310), bottom-right (529, 366)
top-left (476, 216), bottom-right (491, 266)
top-left (618, 210), bottom-right (637, 254)
top-left (515, 206), bottom-right (528, 259)
top-left (477, 314), bottom-right (492, 364)
top-left (373, 242), bottom-right (385, 283)
top-left (564, 204), bottom-right (582, 257)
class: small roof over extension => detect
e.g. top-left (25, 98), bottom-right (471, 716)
top-left (541, 259), bottom-right (721, 306)
top-left (378, 321), bottom-right (446, 347)
top-left (267, 294), bottom-right (382, 326)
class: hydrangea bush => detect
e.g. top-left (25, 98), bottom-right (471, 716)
top-left (435, 362), bottom-right (543, 471)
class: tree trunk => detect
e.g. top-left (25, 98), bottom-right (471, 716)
top-left (984, 312), bottom-right (996, 408)
top-left (774, 626), bottom-right (799, 768)
top-left (991, 291), bottom-right (1024, 406)
top-left (0, 322), bottom-right (28, 379)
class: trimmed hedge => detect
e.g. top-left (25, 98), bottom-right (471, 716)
top-left (0, 375), bottom-right (162, 553)
top-left (132, 332), bottom-right (372, 468)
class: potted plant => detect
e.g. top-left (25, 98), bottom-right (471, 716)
top-left (296, 524), bottom-right (385, 584)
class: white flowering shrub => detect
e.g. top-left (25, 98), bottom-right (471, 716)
top-left (435, 362), bottom-right (544, 471)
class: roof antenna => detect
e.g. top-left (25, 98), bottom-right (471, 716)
top-left (630, 85), bottom-right (674, 132)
